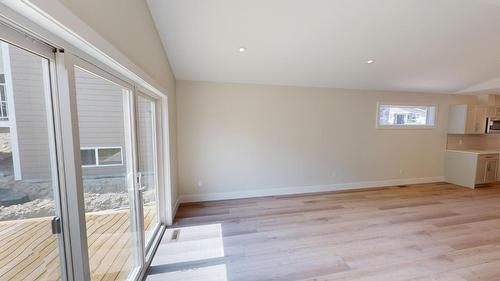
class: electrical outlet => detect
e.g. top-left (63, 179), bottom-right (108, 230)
top-left (399, 168), bottom-right (404, 175)
top-left (331, 171), bottom-right (337, 178)
top-left (197, 180), bottom-right (203, 187)
top-left (459, 139), bottom-right (463, 145)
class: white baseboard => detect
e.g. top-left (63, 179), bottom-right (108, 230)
top-left (178, 176), bottom-right (445, 203)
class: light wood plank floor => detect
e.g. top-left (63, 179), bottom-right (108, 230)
top-left (147, 182), bottom-right (500, 281)
top-left (0, 206), bottom-right (155, 281)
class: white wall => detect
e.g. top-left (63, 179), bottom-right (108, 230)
top-left (176, 80), bottom-right (460, 201)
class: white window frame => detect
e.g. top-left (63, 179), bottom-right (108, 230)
top-left (0, 43), bottom-right (22, 180)
top-left (376, 102), bottom-right (438, 129)
top-left (80, 146), bottom-right (124, 167)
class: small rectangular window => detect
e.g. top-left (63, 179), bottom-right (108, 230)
top-left (0, 74), bottom-right (8, 121)
top-left (80, 147), bottom-right (123, 167)
top-left (97, 147), bottom-right (123, 166)
top-left (81, 149), bottom-right (96, 166)
top-left (0, 84), bottom-right (7, 121)
top-left (377, 104), bottom-right (436, 128)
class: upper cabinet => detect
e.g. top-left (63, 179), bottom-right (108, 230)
top-left (448, 104), bottom-right (489, 134)
top-left (489, 106), bottom-right (500, 118)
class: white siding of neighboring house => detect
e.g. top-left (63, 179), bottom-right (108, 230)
top-left (75, 67), bottom-right (127, 178)
top-left (8, 46), bottom-right (127, 179)
top-left (8, 45), bottom-right (52, 180)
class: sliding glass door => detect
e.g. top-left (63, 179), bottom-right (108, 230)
top-left (72, 64), bottom-right (140, 281)
top-left (0, 19), bottom-right (168, 281)
top-left (0, 34), bottom-right (67, 280)
top-left (136, 93), bottom-right (160, 251)
top-left (69, 58), bottom-right (164, 280)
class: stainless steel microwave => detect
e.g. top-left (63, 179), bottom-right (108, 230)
top-left (486, 118), bottom-right (500, 133)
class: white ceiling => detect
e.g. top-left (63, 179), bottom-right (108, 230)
top-left (147, 0), bottom-right (500, 93)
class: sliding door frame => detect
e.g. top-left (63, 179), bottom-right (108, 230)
top-left (133, 87), bottom-right (170, 280)
top-left (0, 4), bottom-right (173, 280)
top-left (0, 0), bottom-right (174, 225)
top-left (61, 53), bottom-right (171, 281)
top-left (66, 53), bottom-right (148, 281)
top-left (135, 85), bottom-right (172, 222)
top-left (135, 91), bottom-right (162, 252)
top-left (0, 22), bottom-right (74, 281)
top-left (54, 49), bottom-right (91, 281)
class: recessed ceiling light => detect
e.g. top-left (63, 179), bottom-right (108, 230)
top-left (366, 59), bottom-right (375, 64)
top-left (238, 47), bottom-right (246, 53)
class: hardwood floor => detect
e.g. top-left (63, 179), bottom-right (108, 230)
top-left (147, 182), bottom-right (500, 281)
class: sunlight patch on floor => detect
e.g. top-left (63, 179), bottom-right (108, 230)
top-left (148, 264), bottom-right (228, 281)
top-left (155, 224), bottom-right (225, 265)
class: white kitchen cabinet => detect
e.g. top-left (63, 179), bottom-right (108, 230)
top-left (476, 156), bottom-right (498, 184)
top-left (446, 150), bottom-right (499, 188)
top-left (485, 159), bottom-right (498, 182)
top-left (448, 104), bottom-right (488, 134)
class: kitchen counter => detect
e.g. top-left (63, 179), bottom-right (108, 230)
top-left (445, 150), bottom-right (499, 188)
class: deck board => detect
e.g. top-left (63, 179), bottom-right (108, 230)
top-left (0, 206), bottom-right (156, 281)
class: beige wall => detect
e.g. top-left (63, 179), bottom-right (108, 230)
top-left (176, 80), bottom-right (462, 198)
top-left (57, 0), bottom-right (175, 93)
top-left (49, 0), bottom-right (179, 207)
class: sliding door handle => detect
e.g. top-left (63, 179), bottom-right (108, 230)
top-left (51, 216), bottom-right (62, 234)
top-left (136, 172), bottom-right (147, 192)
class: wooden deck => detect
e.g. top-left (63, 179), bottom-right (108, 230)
top-left (0, 206), bottom-right (155, 281)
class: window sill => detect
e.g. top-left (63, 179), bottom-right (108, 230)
top-left (376, 125), bottom-right (436, 130)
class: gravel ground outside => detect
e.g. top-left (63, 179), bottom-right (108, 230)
top-left (0, 177), bottom-right (157, 221)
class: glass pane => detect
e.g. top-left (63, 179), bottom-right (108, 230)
top-left (0, 85), bottom-right (8, 121)
top-left (0, 83), bottom-right (6, 100)
top-left (81, 149), bottom-right (97, 166)
top-left (378, 104), bottom-right (436, 127)
top-left (74, 67), bottom-right (137, 281)
top-left (97, 148), bottom-right (122, 166)
top-left (0, 41), bottom-right (63, 280)
top-left (137, 95), bottom-right (159, 247)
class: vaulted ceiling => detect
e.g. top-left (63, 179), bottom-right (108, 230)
top-left (147, 0), bottom-right (500, 93)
